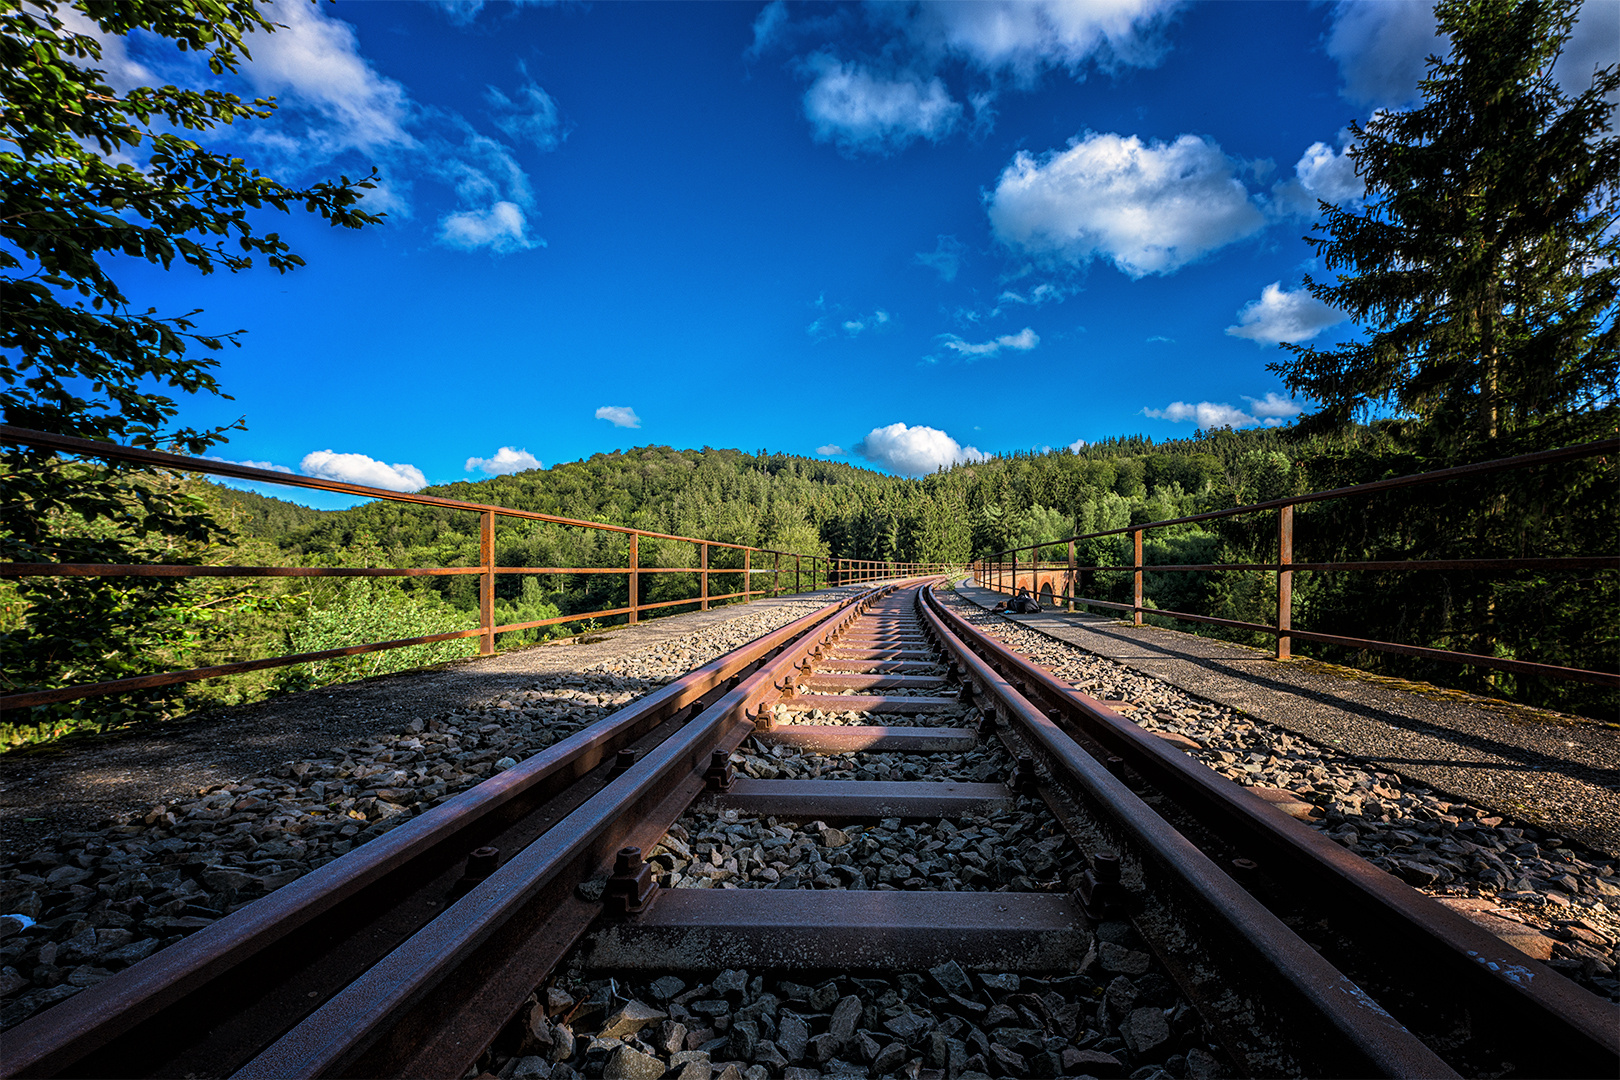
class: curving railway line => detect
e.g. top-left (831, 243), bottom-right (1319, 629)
top-left (2, 579), bottom-right (1616, 1079)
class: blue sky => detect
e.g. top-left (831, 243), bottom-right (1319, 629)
top-left (86, 0), bottom-right (1618, 505)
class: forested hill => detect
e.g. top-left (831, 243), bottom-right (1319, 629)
top-left (217, 426), bottom-right (1309, 569)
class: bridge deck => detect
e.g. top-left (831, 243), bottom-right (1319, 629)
top-left (953, 578), bottom-right (1619, 857)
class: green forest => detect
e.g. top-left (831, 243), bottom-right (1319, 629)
top-left (4, 417), bottom-right (1614, 750)
top-left (3, 0), bottom-right (1616, 746)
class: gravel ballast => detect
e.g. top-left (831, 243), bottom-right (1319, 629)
top-left (938, 585), bottom-right (1620, 1005)
top-left (0, 594), bottom-right (857, 1032)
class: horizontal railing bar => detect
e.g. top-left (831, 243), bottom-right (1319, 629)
top-left (1005, 556), bottom-right (1618, 575)
top-left (980, 436), bottom-right (1618, 560)
top-left (0, 564), bottom-right (813, 579)
top-left (0, 587), bottom-right (781, 711)
top-left (981, 580), bottom-right (1617, 686)
top-left (0, 425), bottom-right (818, 556)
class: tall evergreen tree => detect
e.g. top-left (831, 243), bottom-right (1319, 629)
top-left (1272, 0), bottom-right (1619, 457)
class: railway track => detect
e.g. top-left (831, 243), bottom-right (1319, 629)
top-left (3, 579), bottom-right (1616, 1079)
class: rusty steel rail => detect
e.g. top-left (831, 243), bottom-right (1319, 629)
top-left (0, 586), bottom-right (887, 1080)
top-left (922, 584), bottom-right (1620, 1079)
top-left (974, 436), bottom-right (1618, 685)
top-left (0, 424), bottom-right (959, 712)
top-left (229, 582), bottom-right (910, 1079)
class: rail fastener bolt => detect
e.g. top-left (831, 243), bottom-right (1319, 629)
top-left (1009, 754), bottom-right (1040, 794)
top-left (1076, 850), bottom-right (1129, 921)
top-left (704, 748), bottom-right (736, 791)
top-left (609, 749), bottom-right (637, 778)
top-left (977, 703), bottom-right (998, 735)
top-left (604, 846), bottom-right (658, 917)
top-left (449, 845), bottom-right (502, 900)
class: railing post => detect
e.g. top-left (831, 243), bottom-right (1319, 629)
top-left (1067, 540), bottom-right (1076, 612)
top-left (744, 548), bottom-right (752, 602)
top-left (479, 510), bottom-right (495, 656)
top-left (773, 551), bottom-right (779, 598)
top-left (1011, 551), bottom-right (1017, 599)
top-left (1132, 529), bottom-right (1144, 627)
top-left (627, 532), bottom-right (639, 625)
top-left (795, 553), bottom-right (801, 594)
top-left (700, 543), bottom-right (709, 610)
top-left (1277, 504), bottom-right (1293, 660)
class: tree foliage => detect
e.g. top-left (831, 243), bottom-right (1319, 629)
top-left (1272, 0), bottom-right (1619, 457)
top-left (0, 0), bottom-right (379, 719)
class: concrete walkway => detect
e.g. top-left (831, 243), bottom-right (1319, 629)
top-left (951, 579), bottom-right (1620, 856)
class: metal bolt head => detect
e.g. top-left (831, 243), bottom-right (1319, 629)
top-left (614, 846), bottom-right (643, 875)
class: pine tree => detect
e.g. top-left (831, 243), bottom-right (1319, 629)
top-left (1272, 0), bottom-right (1619, 459)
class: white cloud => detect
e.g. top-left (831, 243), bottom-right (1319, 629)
top-left (854, 422), bottom-right (987, 476)
top-left (816, 444), bottom-right (846, 456)
top-left (1245, 392), bottom-right (1306, 421)
top-left (1274, 139), bottom-right (1365, 214)
top-left (1143, 401), bottom-right (1257, 428)
top-left (1326, 0), bottom-right (1615, 111)
top-left (898, 0), bottom-right (1181, 81)
top-left (595, 405), bottom-right (642, 429)
top-left (996, 283), bottom-right (1065, 307)
top-left (485, 77), bottom-right (567, 150)
top-left (242, 0), bottom-right (416, 156)
top-left (1225, 282), bottom-right (1348, 344)
top-left (438, 201), bottom-right (538, 253)
top-left (1555, 1), bottom-right (1620, 102)
top-left (988, 132), bottom-right (1266, 278)
top-left (1143, 393), bottom-right (1304, 429)
top-left (1067, 437), bottom-right (1088, 451)
top-left (56, 7), bottom-right (153, 92)
top-left (802, 54), bottom-right (962, 155)
top-left (777, 1), bottom-right (1177, 149)
top-left (300, 449), bottom-right (428, 492)
top-left (747, 0), bottom-right (789, 59)
top-left (843, 310), bottom-right (891, 336)
top-left (915, 235), bottom-right (967, 281)
top-left (939, 327), bottom-right (1041, 359)
top-left (465, 446), bottom-right (542, 475)
top-left (1324, 0), bottom-right (1438, 109)
top-left (205, 455), bottom-right (294, 474)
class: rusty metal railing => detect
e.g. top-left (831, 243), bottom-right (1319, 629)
top-left (973, 438), bottom-right (1619, 688)
top-left (0, 425), bottom-right (958, 711)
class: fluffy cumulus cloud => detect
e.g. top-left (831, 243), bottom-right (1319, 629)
top-left (1226, 282), bottom-right (1349, 345)
top-left (816, 444), bottom-right (846, 456)
top-left (988, 132), bottom-right (1266, 277)
top-left (854, 423), bottom-right (987, 476)
top-left (595, 405), bottom-right (642, 429)
top-left (938, 327), bottom-right (1040, 360)
top-left (439, 201), bottom-right (536, 254)
top-left (1324, 0), bottom-right (1439, 109)
top-left (773, 1), bottom-right (1178, 152)
top-left (802, 55), bottom-right (962, 155)
top-left (1273, 139), bottom-right (1365, 214)
top-left (241, 0), bottom-right (416, 157)
top-left (915, 235), bottom-right (968, 281)
top-left (465, 446), bottom-right (542, 475)
top-left (1143, 392), bottom-right (1304, 429)
top-left (897, 0), bottom-right (1181, 81)
top-left (300, 450), bottom-right (429, 492)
